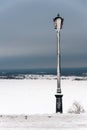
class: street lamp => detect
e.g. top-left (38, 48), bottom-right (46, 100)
top-left (53, 14), bottom-right (64, 113)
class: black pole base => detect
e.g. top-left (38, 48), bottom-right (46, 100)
top-left (55, 94), bottom-right (63, 113)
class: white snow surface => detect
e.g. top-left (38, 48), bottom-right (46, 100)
top-left (0, 114), bottom-right (87, 130)
top-left (0, 79), bottom-right (87, 115)
top-left (0, 79), bottom-right (87, 129)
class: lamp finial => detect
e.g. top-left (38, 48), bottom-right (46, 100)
top-left (57, 14), bottom-right (60, 17)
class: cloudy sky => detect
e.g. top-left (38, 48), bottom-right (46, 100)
top-left (0, 0), bottom-right (87, 69)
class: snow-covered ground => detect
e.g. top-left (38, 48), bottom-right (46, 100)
top-left (0, 79), bottom-right (87, 114)
top-left (0, 79), bottom-right (87, 129)
top-left (0, 114), bottom-right (87, 130)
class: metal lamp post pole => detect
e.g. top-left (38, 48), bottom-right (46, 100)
top-left (57, 30), bottom-right (61, 93)
top-left (55, 29), bottom-right (63, 113)
top-left (53, 14), bottom-right (64, 113)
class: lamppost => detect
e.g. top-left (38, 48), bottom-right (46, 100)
top-left (53, 14), bottom-right (64, 113)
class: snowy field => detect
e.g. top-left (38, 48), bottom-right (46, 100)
top-left (0, 79), bottom-right (87, 114)
top-left (0, 114), bottom-right (87, 130)
top-left (0, 79), bottom-right (87, 129)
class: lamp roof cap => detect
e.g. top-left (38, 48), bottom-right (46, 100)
top-left (53, 13), bottom-right (64, 22)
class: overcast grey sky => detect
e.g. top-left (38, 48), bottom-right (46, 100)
top-left (0, 0), bottom-right (87, 69)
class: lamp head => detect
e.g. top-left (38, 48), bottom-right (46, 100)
top-left (53, 14), bottom-right (64, 31)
